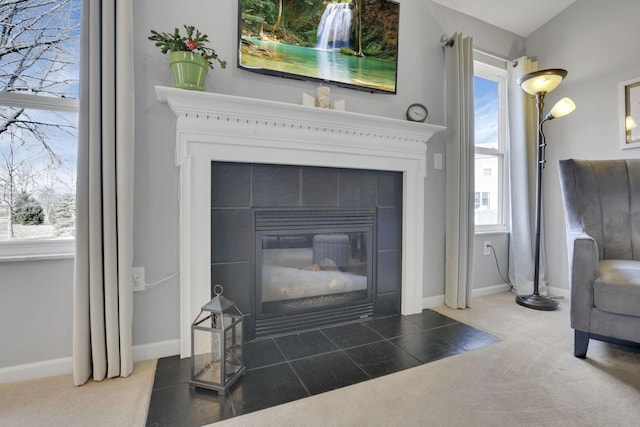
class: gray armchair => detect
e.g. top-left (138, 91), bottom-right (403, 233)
top-left (558, 159), bottom-right (640, 358)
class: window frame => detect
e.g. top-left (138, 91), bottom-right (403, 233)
top-left (473, 60), bottom-right (509, 233)
top-left (0, 93), bottom-right (78, 261)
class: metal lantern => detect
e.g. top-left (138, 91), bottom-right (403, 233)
top-left (190, 284), bottom-right (245, 394)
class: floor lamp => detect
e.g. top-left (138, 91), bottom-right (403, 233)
top-left (516, 69), bottom-right (576, 310)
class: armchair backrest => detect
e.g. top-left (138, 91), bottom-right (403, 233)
top-left (558, 159), bottom-right (640, 261)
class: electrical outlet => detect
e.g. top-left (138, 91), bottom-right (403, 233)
top-left (434, 153), bottom-right (443, 170)
top-left (132, 267), bottom-right (145, 292)
top-left (483, 241), bottom-right (491, 256)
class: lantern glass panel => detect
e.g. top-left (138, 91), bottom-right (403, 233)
top-left (192, 314), bottom-right (223, 386)
top-left (225, 315), bottom-right (243, 381)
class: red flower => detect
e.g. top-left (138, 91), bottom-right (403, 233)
top-left (186, 40), bottom-right (196, 51)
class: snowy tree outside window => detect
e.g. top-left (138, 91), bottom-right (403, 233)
top-left (0, 0), bottom-right (80, 245)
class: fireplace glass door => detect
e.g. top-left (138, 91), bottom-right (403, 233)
top-left (254, 210), bottom-right (376, 337)
top-left (258, 230), bottom-right (372, 315)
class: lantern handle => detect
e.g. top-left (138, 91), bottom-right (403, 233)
top-left (213, 284), bottom-right (224, 296)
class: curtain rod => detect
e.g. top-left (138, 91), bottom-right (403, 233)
top-left (440, 35), bottom-right (517, 67)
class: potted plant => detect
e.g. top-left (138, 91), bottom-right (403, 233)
top-left (149, 25), bottom-right (227, 91)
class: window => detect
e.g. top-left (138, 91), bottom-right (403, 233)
top-left (0, 0), bottom-right (80, 258)
top-left (474, 60), bottom-right (508, 231)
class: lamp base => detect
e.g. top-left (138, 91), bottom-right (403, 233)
top-left (515, 294), bottom-right (559, 311)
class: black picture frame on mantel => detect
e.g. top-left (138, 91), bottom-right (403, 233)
top-left (237, 0), bottom-right (400, 94)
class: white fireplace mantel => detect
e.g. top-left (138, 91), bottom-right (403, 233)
top-left (156, 86), bottom-right (446, 357)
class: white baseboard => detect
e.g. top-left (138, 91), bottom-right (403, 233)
top-left (0, 357), bottom-right (72, 385)
top-left (0, 339), bottom-right (180, 385)
top-left (132, 339), bottom-right (180, 362)
top-left (422, 294), bottom-right (445, 309)
top-left (422, 283), bottom-right (511, 310)
top-left (473, 283), bottom-right (511, 298)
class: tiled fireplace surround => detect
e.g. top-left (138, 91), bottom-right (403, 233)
top-left (156, 86), bottom-right (445, 357)
top-left (212, 161), bottom-right (402, 340)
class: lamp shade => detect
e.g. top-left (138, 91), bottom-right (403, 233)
top-left (546, 97), bottom-right (576, 120)
top-left (518, 69), bottom-right (568, 95)
top-left (626, 116), bottom-right (638, 131)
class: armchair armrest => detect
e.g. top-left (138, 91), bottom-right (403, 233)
top-left (566, 230), bottom-right (599, 331)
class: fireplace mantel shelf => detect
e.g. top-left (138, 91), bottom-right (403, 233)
top-left (156, 86), bottom-right (445, 148)
top-left (156, 86), bottom-right (446, 357)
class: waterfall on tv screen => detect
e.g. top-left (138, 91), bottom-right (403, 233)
top-left (316, 3), bottom-right (352, 50)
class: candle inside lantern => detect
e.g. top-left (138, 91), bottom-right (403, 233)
top-left (315, 86), bottom-right (330, 108)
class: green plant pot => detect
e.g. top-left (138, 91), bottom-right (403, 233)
top-left (169, 51), bottom-right (209, 91)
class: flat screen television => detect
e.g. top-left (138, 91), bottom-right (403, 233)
top-left (238, 0), bottom-right (400, 94)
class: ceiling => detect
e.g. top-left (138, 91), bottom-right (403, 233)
top-left (431, 0), bottom-right (576, 37)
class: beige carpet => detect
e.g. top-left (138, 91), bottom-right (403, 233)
top-left (212, 292), bottom-right (640, 426)
top-left (0, 359), bottom-right (156, 427)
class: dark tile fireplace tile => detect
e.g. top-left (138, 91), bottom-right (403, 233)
top-left (211, 162), bottom-right (251, 207)
top-left (301, 167), bottom-right (338, 206)
top-left (210, 209), bottom-right (252, 262)
top-left (338, 169), bottom-right (378, 207)
top-left (391, 331), bottom-right (466, 363)
top-left (377, 171), bottom-right (403, 207)
top-left (274, 330), bottom-right (338, 360)
top-left (377, 249), bottom-right (402, 293)
top-left (404, 308), bottom-right (459, 330)
top-left (242, 338), bottom-right (285, 369)
top-left (344, 340), bottom-right (422, 378)
top-left (375, 292), bottom-right (401, 317)
top-left (363, 315), bottom-right (423, 339)
top-left (289, 351), bottom-right (370, 395)
top-left (429, 322), bottom-right (501, 351)
top-left (230, 363), bottom-right (309, 415)
top-left (377, 206), bottom-right (402, 250)
top-left (146, 310), bottom-right (500, 426)
top-left (210, 262), bottom-right (252, 313)
top-left (252, 164), bottom-right (300, 207)
top-left (320, 321), bottom-right (385, 348)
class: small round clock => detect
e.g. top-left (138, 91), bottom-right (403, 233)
top-left (406, 103), bottom-right (429, 123)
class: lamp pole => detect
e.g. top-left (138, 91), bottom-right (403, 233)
top-left (530, 92), bottom-right (557, 308)
top-left (515, 89), bottom-right (558, 310)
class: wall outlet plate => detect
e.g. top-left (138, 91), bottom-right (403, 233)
top-left (132, 267), bottom-right (145, 292)
top-left (483, 241), bottom-right (491, 256)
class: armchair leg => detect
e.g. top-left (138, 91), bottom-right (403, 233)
top-left (574, 330), bottom-right (589, 358)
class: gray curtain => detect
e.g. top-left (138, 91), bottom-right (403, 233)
top-left (444, 33), bottom-right (475, 309)
top-left (507, 57), bottom-right (539, 295)
top-left (73, 0), bottom-right (135, 386)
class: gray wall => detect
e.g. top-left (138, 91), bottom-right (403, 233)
top-left (525, 0), bottom-right (640, 293)
top-left (0, 0), bottom-right (524, 370)
top-left (0, 259), bottom-right (74, 367)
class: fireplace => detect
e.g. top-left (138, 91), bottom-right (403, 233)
top-left (156, 86), bottom-right (445, 357)
top-left (211, 161), bottom-right (403, 340)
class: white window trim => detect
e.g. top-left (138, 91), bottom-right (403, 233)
top-left (0, 239), bottom-right (74, 262)
top-left (474, 60), bottom-right (510, 233)
top-left (0, 93), bottom-right (79, 261)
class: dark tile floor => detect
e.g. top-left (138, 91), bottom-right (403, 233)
top-left (146, 310), bottom-right (499, 427)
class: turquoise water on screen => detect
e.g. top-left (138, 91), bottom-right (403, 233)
top-left (241, 39), bottom-right (396, 93)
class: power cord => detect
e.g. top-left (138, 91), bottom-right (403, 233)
top-left (486, 243), bottom-right (564, 300)
top-left (138, 270), bottom-right (180, 292)
top-left (487, 243), bottom-right (514, 291)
